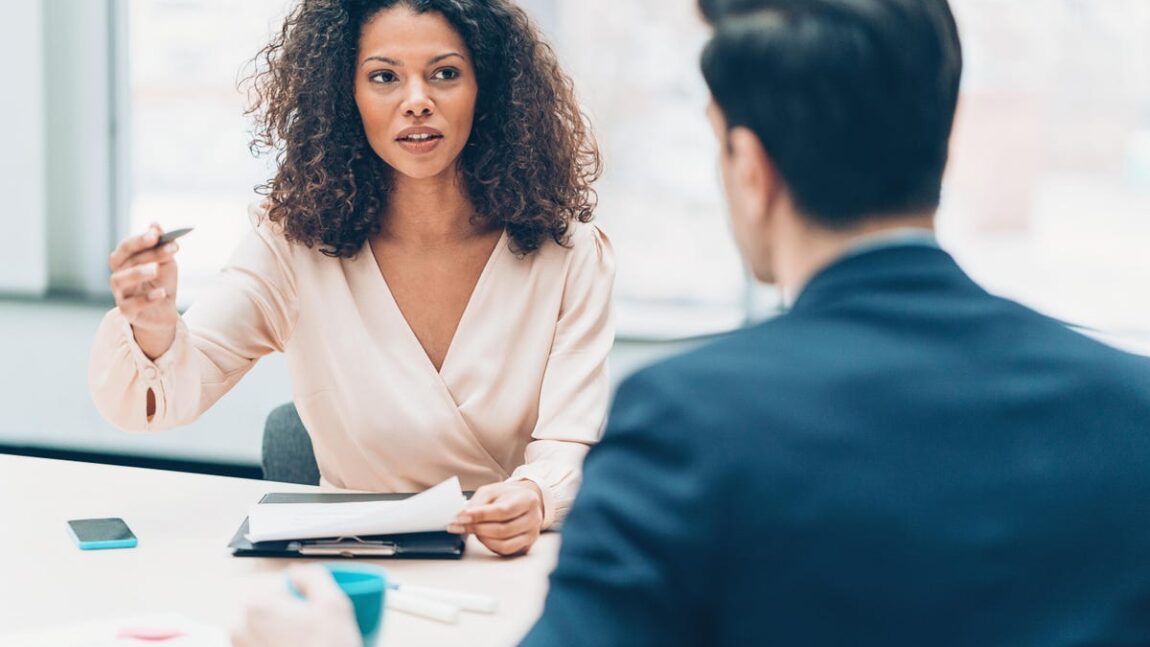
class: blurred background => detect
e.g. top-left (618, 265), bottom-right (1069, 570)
top-left (1, 0), bottom-right (1147, 474)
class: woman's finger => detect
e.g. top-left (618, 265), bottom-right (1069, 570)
top-left (462, 501), bottom-right (521, 524)
top-left (136, 287), bottom-right (168, 302)
top-left (110, 263), bottom-right (159, 296)
top-left (118, 285), bottom-right (166, 304)
top-left (460, 491), bottom-right (531, 524)
top-left (467, 484), bottom-right (501, 506)
top-left (122, 243), bottom-right (180, 270)
top-left (109, 226), bottom-right (162, 271)
top-left (479, 532), bottom-right (535, 557)
top-left (465, 511), bottom-right (539, 540)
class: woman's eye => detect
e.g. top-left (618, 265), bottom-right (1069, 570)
top-left (370, 70), bottom-right (398, 83)
top-left (433, 68), bottom-right (460, 81)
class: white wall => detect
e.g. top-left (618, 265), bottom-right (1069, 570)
top-left (0, 3), bottom-right (48, 295)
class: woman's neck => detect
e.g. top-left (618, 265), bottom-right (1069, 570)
top-left (382, 169), bottom-right (486, 245)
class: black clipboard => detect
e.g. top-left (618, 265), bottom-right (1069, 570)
top-left (228, 492), bottom-right (466, 559)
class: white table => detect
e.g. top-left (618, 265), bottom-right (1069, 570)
top-left (0, 455), bottom-right (558, 645)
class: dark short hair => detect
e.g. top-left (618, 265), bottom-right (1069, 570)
top-left (700, 0), bottom-right (963, 227)
top-left (699, 0), bottom-right (777, 24)
top-left (246, 0), bottom-right (600, 258)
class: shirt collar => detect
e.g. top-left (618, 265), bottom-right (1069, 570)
top-left (782, 228), bottom-right (938, 307)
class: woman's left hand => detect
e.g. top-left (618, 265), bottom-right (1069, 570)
top-left (447, 480), bottom-right (545, 556)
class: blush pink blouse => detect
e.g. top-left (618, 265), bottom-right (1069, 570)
top-left (88, 214), bottom-right (616, 528)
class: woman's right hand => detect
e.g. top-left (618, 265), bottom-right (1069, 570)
top-left (109, 223), bottom-right (181, 360)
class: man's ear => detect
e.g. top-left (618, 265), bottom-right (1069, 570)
top-left (727, 126), bottom-right (777, 227)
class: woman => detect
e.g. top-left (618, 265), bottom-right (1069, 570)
top-left (89, 0), bottom-right (613, 557)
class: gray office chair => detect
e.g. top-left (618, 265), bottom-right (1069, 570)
top-left (261, 403), bottom-right (321, 485)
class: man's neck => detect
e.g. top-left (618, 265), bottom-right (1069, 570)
top-left (776, 211), bottom-right (936, 299)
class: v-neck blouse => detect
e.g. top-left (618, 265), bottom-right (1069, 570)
top-left (364, 229), bottom-right (508, 378)
top-left (88, 215), bottom-right (616, 528)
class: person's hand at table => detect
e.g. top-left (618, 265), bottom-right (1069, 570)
top-left (231, 565), bottom-right (360, 647)
top-left (448, 480), bottom-right (545, 556)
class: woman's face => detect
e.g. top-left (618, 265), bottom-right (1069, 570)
top-left (354, 6), bottom-right (478, 181)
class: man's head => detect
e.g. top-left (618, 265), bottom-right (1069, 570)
top-left (699, 0), bottom-right (962, 283)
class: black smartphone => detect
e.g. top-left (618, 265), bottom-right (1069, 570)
top-left (67, 517), bottom-right (138, 550)
top-left (156, 227), bottom-right (194, 247)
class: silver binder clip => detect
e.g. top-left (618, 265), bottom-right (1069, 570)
top-left (292, 536), bottom-right (398, 557)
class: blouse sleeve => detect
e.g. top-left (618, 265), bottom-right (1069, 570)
top-left (88, 213), bottom-right (298, 432)
top-left (508, 224), bottom-right (616, 528)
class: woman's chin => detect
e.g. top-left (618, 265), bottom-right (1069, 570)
top-left (384, 159), bottom-right (459, 182)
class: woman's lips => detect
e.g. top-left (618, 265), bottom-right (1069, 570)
top-left (395, 135), bottom-right (443, 154)
top-left (395, 128), bottom-right (444, 155)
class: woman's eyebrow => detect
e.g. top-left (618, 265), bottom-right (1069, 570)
top-left (428, 52), bottom-right (465, 65)
top-left (361, 55), bottom-right (402, 67)
top-left (360, 53), bottom-right (464, 67)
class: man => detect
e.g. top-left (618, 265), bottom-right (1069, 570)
top-left (234, 1), bottom-right (1150, 645)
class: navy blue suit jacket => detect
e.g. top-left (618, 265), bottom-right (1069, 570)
top-left (520, 245), bottom-right (1150, 647)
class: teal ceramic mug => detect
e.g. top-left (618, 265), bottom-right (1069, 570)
top-left (288, 563), bottom-right (387, 647)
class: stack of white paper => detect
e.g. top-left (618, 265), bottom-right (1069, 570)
top-left (245, 476), bottom-right (467, 543)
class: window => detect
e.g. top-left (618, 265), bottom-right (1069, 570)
top-left (941, 0), bottom-right (1150, 339)
top-left (123, 0), bottom-right (749, 335)
top-left (126, 0), bottom-right (286, 304)
top-left (121, 0), bottom-right (1150, 343)
top-left (546, 1), bottom-right (753, 337)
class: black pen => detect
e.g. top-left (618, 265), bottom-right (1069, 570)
top-left (155, 227), bottom-right (194, 247)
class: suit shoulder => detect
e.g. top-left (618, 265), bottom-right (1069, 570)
top-left (615, 320), bottom-right (799, 424)
top-left (635, 316), bottom-right (805, 381)
top-left (993, 294), bottom-right (1150, 375)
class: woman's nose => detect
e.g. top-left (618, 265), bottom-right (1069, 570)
top-left (401, 80), bottom-right (434, 117)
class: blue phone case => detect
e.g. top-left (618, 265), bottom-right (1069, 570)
top-left (67, 518), bottom-right (138, 550)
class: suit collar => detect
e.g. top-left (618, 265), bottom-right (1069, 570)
top-left (788, 244), bottom-right (975, 315)
top-left (783, 229), bottom-right (938, 306)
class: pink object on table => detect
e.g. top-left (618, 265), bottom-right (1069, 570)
top-left (116, 626), bottom-right (188, 641)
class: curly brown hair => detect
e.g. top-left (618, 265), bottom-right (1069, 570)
top-left (245, 0), bottom-right (601, 258)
